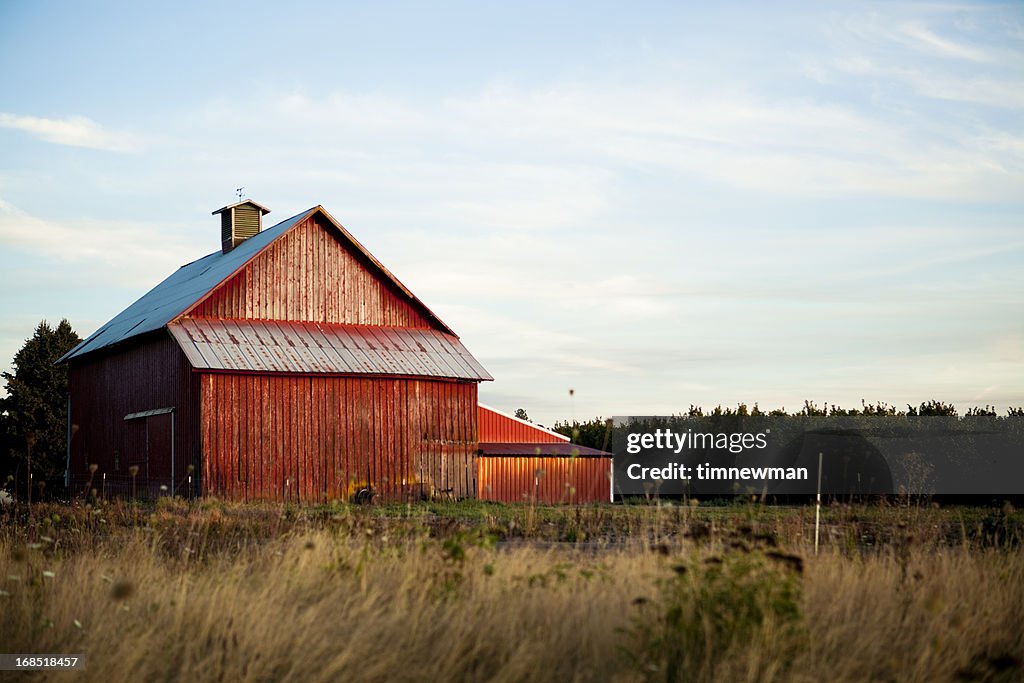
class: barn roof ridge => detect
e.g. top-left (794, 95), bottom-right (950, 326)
top-left (59, 205), bottom-right (457, 363)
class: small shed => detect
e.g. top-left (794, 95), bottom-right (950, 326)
top-left (476, 404), bottom-right (612, 503)
top-left (60, 202), bottom-right (492, 501)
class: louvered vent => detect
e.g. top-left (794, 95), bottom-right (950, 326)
top-left (220, 212), bottom-right (232, 245)
top-left (212, 200), bottom-right (271, 254)
top-left (234, 204), bottom-right (261, 240)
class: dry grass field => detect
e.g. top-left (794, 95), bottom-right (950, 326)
top-left (1, 499), bottom-right (1022, 682)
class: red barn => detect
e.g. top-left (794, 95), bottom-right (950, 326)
top-left (60, 201), bottom-right (492, 502)
top-left (476, 405), bottom-right (612, 503)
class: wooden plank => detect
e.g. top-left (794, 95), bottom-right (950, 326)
top-left (299, 376), bottom-right (308, 501)
top-left (271, 375), bottom-right (280, 501)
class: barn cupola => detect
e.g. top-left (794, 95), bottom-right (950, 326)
top-left (212, 199), bottom-right (271, 254)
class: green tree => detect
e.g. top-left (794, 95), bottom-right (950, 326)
top-left (514, 408), bottom-right (530, 422)
top-left (1, 320), bottom-right (81, 500)
top-left (552, 417), bottom-right (613, 451)
top-left (907, 400), bottom-right (958, 416)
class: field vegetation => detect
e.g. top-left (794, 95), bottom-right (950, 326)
top-left (1, 498), bottom-right (1022, 682)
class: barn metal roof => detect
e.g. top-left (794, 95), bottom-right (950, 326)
top-left (59, 206), bottom-right (457, 363)
top-left (168, 319), bottom-right (493, 381)
top-left (478, 442), bottom-right (611, 458)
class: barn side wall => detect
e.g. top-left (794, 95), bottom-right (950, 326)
top-left (199, 373), bottom-right (478, 502)
top-left (68, 333), bottom-right (200, 497)
top-left (478, 406), bottom-right (569, 443)
top-left (189, 215), bottom-right (435, 328)
top-left (478, 456), bottom-right (612, 504)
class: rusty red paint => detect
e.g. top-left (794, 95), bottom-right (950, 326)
top-left (477, 456), bottom-right (611, 504)
top-left (201, 373), bottom-right (479, 502)
top-left (187, 214), bottom-right (438, 329)
top-left (478, 404), bottom-right (568, 443)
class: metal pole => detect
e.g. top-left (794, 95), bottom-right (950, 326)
top-left (815, 451), bottom-right (823, 554)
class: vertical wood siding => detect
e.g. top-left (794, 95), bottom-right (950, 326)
top-left (478, 405), bottom-right (569, 443)
top-left (200, 373), bottom-right (478, 502)
top-left (189, 215), bottom-right (434, 328)
top-left (68, 333), bottom-right (199, 497)
top-left (477, 456), bottom-right (612, 504)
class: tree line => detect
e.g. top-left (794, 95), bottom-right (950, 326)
top-left (547, 400), bottom-right (1024, 451)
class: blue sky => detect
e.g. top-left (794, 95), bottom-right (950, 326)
top-left (1, 1), bottom-right (1022, 424)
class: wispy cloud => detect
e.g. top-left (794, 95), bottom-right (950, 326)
top-left (182, 73), bottom-right (1023, 204)
top-left (899, 22), bottom-right (995, 63)
top-left (823, 6), bottom-right (1024, 110)
top-left (831, 55), bottom-right (1024, 109)
top-left (0, 113), bottom-right (144, 152)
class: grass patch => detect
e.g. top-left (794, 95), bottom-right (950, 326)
top-left (0, 500), bottom-right (1022, 681)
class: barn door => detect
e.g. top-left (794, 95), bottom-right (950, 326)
top-left (123, 420), bottom-right (149, 479)
top-left (146, 413), bottom-right (173, 485)
top-left (123, 408), bottom-right (175, 496)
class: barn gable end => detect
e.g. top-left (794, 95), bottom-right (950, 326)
top-left (186, 213), bottom-right (438, 329)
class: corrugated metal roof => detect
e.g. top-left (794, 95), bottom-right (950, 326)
top-left (168, 319), bottom-right (493, 381)
top-left (59, 206), bottom-right (457, 363)
top-left (478, 442), bottom-right (611, 458)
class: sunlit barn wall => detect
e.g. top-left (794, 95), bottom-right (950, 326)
top-left (200, 374), bottom-right (478, 502)
top-left (477, 455), bottom-right (611, 504)
top-left (190, 214), bottom-right (434, 328)
top-left (476, 406), bottom-right (612, 504)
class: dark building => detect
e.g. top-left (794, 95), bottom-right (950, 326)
top-left (60, 201), bottom-right (492, 501)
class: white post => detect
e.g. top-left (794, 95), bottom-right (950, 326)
top-left (814, 451), bottom-right (823, 554)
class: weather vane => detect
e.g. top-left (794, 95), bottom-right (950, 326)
top-left (236, 187), bottom-right (245, 200)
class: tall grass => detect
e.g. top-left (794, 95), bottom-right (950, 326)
top-left (0, 500), bottom-right (1021, 682)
